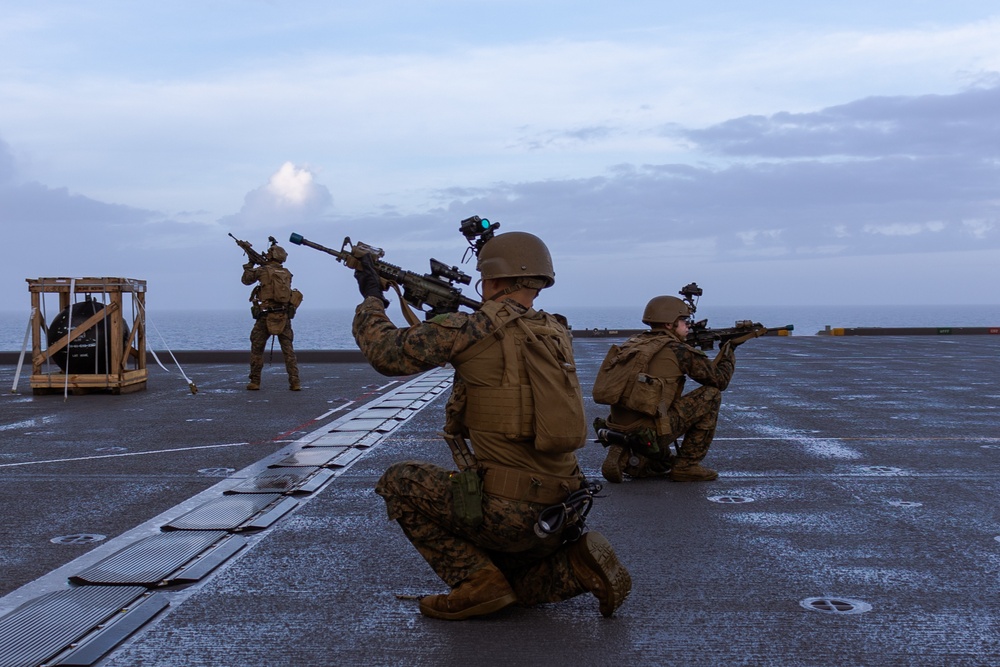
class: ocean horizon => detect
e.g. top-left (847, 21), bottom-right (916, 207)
top-left (2, 303), bottom-right (1000, 353)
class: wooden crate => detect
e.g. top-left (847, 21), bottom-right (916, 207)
top-left (26, 277), bottom-right (148, 394)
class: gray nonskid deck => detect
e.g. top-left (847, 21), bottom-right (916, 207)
top-left (1, 337), bottom-right (999, 666)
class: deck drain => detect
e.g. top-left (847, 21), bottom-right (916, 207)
top-left (800, 597), bottom-right (871, 615)
top-left (51, 533), bottom-right (107, 545)
top-left (887, 500), bottom-right (922, 508)
top-left (708, 496), bottom-right (754, 504)
top-left (861, 466), bottom-right (903, 475)
top-left (198, 467), bottom-right (235, 477)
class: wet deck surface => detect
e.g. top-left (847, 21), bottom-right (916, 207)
top-left (1, 336), bottom-right (999, 666)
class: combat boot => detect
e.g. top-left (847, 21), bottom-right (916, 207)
top-left (289, 380), bottom-right (301, 391)
top-left (246, 382), bottom-right (260, 391)
top-left (418, 565), bottom-right (517, 621)
top-left (669, 461), bottom-right (718, 481)
top-left (567, 532), bottom-right (632, 617)
top-left (600, 445), bottom-right (630, 484)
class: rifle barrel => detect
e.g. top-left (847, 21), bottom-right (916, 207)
top-left (288, 233), bottom-right (347, 261)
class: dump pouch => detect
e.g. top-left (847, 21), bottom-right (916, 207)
top-left (265, 311), bottom-right (287, 335)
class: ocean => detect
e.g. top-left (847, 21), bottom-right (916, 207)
top-left (2, 304), bottom-right (1000, 353)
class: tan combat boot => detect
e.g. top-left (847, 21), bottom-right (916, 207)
top-left (418, 565), bottom-right (517, 621)
top-left (289, 380), bottom-right (301, 391)
top-left (568, 532), bottom-right (632, 617)
top-left (600, 445), bottom-right (630, 484)
top-left (669, 461), bottom-right (718, 481)
top-left (246, 382), bottom-right (260, 391)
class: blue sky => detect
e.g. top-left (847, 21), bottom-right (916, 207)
top-left (1, 1), bottom-right (998, 313)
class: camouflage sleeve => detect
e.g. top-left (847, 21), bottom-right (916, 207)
top-left (352, 297), bottom-right (473, 376)
top-left (241, 265), bottom-right (260, 286)
top-left (672, 340), bottom-right (735, 391)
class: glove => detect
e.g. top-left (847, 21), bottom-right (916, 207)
top-left (726, 326), bottom-right (768, 350)
top-left (243, 261), bottom-right (254, 270)
top-left (354, 254), bottom-right (389, 306)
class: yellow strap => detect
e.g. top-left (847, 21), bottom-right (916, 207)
top-left (389, 282), bottom-right (422, 326)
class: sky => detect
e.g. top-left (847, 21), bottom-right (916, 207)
top-left (1, 0), bottom-right (999, 315)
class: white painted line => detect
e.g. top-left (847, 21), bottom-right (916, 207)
top-left (0, 442), bottom-right (249, 468)
top-left (316, 401), bottom-right (355, 420)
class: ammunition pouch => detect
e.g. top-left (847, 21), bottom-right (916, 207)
top-left (250, 303), bottom-right (262, 320)
top-left (449, 469), bottom-right (484, 529)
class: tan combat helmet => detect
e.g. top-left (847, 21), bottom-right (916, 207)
top-left (476, 231), bottom-right (555, 289)
top-left (642, 295), bottom-right (690, 326)
top-left (267, 245), bottom-right (288, 263)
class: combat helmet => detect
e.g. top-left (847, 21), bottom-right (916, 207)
top-left (642, 296), bottom-right (690, 326)
top-left (476, 232), bottom-right (555, 289)
top-left (267, 245), bottom-right (288, 263)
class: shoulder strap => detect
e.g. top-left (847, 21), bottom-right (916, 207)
top-left (452, 301), bottom-right (530, 365)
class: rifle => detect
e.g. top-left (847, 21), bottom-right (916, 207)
top-left (288, 231), bottom-right (483, 324)
top-left (229, 233), bottom-right (277, 266)
top-left (677, 282), bottom-right (793, 350)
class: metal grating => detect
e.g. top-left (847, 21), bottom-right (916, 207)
top-left (306, 432), bottom-right (374, 447)
top-left (70, 530), bottom-right (230, 586)
top-left (51, 593), bottom-right (169, 666)
top-left (375, 399), bottom-right (416, 408)
top-left (225, 468), bottom-right (329, 494)
top-left (0, 585), bottom-right (146, 667)
top-left (162, 493), bottom-right (294, 531)
top-left (331, 418), bottom-right (390, 432)
top-left (326, 447), bottom-right (365, 468)
top-left (357, 407), bottom-right (403, 419)
top-left (272, 448), bottom-right (348, 468)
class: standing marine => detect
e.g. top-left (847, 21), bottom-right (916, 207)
top-left (352, 231), bottom-right (631, 621)
top-left (241, 243), bottom-right (302, 391)
top-left (593, 295), bottom-right (736, 483)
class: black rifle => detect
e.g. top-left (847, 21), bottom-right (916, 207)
top-left (678, 282), bottom-right (793, 350)
top-left (229, 233), bottom-right (277, 266)
top-left (288, 232), bottom-right (482, 322)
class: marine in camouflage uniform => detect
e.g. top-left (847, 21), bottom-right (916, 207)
top-left (599, 295), bottom-right (735, 483)
top-left (352, 232), bottom-right (631, 621)
top-left (241, 245), bottom-right (300, 391)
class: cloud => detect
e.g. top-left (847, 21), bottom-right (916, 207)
top-left (2, 82), bottom-right (999, 312)
top-left (219, 162), bottom-right (333, 230)
top-left (680, 84), bottom-right (1000, 159)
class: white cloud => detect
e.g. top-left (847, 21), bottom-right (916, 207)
top-left (220, 162), bottom-right (333, 231)
top-left (963, 218), bottom-right (995, 238)
top-left (266, 162), bottom-right (320, 206)
top-left (863, 221), bottom-right (947, 236)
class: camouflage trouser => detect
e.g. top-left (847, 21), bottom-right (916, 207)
top-left (248, 317), bottom-right (299, 385)
top-left (659, 385), bottom-right (721, 464)
top-left (375, 461), bottom-right (588, 606)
